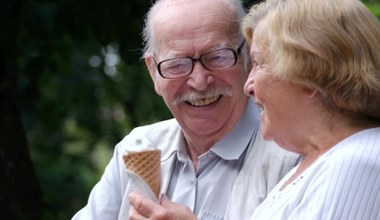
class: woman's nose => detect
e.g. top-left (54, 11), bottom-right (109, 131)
top-left (244, 73), bottom-right (255, 96)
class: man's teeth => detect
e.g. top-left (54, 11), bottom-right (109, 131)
top-left (189, 96), bottom-right (220, 106)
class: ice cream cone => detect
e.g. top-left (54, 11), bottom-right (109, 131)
top-left (123, 149), bottom-right (161, 198)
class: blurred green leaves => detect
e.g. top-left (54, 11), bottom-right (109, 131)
top-left (4, 0), bottom-right (169, 219)
top-left (367, 2), bottom-right (380, 18)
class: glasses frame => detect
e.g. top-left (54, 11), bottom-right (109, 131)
top-left (153, 40), bottom-right (246, 79)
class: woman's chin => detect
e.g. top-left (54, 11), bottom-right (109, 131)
top-left (260, 128), bottom-right (272, 141)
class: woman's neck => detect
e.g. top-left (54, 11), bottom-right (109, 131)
top-left (280, 111), bottom-right (379, 190)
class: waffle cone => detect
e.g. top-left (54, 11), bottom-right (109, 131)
top-left (123, 149), bottom-right (161, 198)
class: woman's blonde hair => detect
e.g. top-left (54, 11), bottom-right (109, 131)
top-left (243, 0), bottom-right (380, 121)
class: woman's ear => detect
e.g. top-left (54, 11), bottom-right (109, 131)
top-left (303, 85), bottom-right (319, 99)
top-left (145, 55), bottom-right (163, 96)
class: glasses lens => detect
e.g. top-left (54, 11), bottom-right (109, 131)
top-left (202, 49), bottom-right (236, 70)
top-left (159, 58), bottom-right (192, 78)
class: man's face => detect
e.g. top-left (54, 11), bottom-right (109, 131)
top-left (145, 1), bottom-right (249, 141)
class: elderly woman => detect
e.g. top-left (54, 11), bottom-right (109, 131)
top-left (242, 0), bottom-right (380, 219)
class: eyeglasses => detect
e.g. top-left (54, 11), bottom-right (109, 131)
top-left (153, 41), bottom-right (245, 79)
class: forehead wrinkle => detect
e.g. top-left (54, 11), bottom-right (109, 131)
top-left (151, 0), bottom-right (240, 56)
top-left (154, 27), bottom-right (236, 60)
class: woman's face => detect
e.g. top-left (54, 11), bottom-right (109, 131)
top-left (244, 36), bottom-right (311, 151)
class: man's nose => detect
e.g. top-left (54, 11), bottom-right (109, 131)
top-left (186, 62), bottom-right (214, 91)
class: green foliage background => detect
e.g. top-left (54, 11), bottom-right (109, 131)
top-left (1, 0), bottom-right (379, 219)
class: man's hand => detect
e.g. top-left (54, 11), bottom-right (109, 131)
top-left (128, 191), bottom-right (198, 220)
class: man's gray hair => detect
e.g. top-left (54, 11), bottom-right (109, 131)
top-left (141, 0), bottom-right (247, 58)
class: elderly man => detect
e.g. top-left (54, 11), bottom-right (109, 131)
top-left (72, 0), bottom-right (300, 219)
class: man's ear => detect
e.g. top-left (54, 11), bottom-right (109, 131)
top-left (145, 55), bottom-right (163, 96)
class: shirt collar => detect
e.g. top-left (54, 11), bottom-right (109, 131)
top-left (211, 99), bottom-right (260, 160)
top-left (175, 99), bottom-right (260, 162)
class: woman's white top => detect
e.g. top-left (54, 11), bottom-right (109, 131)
top-left (250, 127), bottom-right (380, 220)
